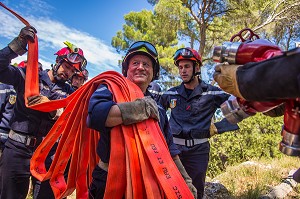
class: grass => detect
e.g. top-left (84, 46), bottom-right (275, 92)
top-left (210, 155), bottom-right (300, 198)
top-left (26, 156), bottom-right (300, 198)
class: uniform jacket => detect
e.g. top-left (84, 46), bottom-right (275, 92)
top-left (0, 46), bottom-right (73, 137)
top-left (87, 84), bottom-right (180, 163)
top-left (0, 83), bottom-right (16, 134)
top-left (237, 47), bottom-right (300, 101)
top-left (159, 80), bottom-right (233, 139)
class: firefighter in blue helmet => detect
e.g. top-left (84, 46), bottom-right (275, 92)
top-left (0, 82), bottom-right (16, 155)
top-left (159, 47), bottom-right (239, 199)
top-left (87, 41), bottom-right (197, 198)
top-left (0, 26), bottom-right (86, 199)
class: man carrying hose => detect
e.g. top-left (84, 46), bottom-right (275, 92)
top-left (0, 26), bottom-right (87, 199)
top-left (87, 41), bottom-right (197, 198)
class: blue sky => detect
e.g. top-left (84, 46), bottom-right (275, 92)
top-left (0, 0), bottom-right (153, 78)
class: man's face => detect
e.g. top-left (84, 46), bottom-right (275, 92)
top-left (56, 61), bottom-right (77, 82)
top-left (178, 60), bottom-right (198, 83)
top-left (127, 54), bottom-right (153, 87)
top-left (71, 75), bottom-right (85, 90)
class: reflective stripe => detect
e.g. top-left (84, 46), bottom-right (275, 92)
top-left (202, 90), bottom-right (226, 95)
top-left (164, 90), bottom-right (226, 96)
top-left (0, 89), bottom-right (15, 94)
top-left (164, 90), bottom-right (178, 95)
top-left (96, 87), bottom-right (107, 92)
top-left (148, 89), bottom-right (163, 96)
top-left (173, 137), bottom-right (208, 147)
top-left (8, 130), bottom-right (37, 147)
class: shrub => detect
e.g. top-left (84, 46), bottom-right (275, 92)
top-left (208, 113), bottom-right (284, 178)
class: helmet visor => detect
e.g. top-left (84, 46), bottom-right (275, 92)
top-left (173, 48), bottom-right (194, 60)
top-left (129, 41), bottom-right (158, 58)
top-left (65, 53), bottom-right (87, 71)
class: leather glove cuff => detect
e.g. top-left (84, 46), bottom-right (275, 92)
top-left (118, 97), bottom-right (159, 125)
top-left (209, 123), bottom-right (218, 137)
top-left (214, 64), bottom-right (245, 99)
top-left (118, 100), bottom-right (148, 125)
top-left (8, 37), bottom-right (27, 56)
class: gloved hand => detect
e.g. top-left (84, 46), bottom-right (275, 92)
top-left (173, 155), bottom-right (197, 199)
top-left (209, 123), bottom-right (218, 137)
top-left (49, 108), bottom-right (64, 120)
top-left (27, 95), bottom-right (50, 106)
top-left (117, 96), bottom-right (159, 125)
top-left (213, 63), bottom-right (244, 99)
top-left (8, 26), bottom-right (37, 55)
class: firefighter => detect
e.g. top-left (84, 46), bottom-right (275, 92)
top-left (213, 47), bottom-right (300, 183)
top-left (0, 26), bottom-right (87, 199)
top-left (0, 82), bottom-right (16, 156)
top-left (213, 47), bottom-right (300, 101)
top-left (159, 47), bottom-right (239, 199)
top-left (70, 69), bottom-right (89, 90)
top-left (87, 41), bottom-right (197, 198)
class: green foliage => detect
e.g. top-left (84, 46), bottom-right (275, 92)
top-left (111, 0), bottom-right (300, 78)
top-left (208, 113), bottom-right (284, 178)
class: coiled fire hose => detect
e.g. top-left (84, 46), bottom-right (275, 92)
top-left (0, 3), bottom-right (194, 199)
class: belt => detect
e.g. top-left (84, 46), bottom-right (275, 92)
top-left (173, 137), bottom-right (208, 147)
top-left (8, 130), bottom-right (37, 147)
top-left (97, 160), bottom-right (108, 172)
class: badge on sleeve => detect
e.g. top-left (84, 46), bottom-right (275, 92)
top-left (9, 95), bottom-right (16, 105)
top-left (170, 99), bottom-right (177, 108)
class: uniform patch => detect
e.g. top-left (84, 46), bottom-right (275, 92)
top-left (9, 95), bottom-right (16, 105)
top-left (170, 99), bottom-right (177, 108)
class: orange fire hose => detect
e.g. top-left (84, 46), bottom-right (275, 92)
top-left (0, 3), bottom-right (194, 199)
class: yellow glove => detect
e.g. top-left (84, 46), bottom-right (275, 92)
top-left (173, 155), bottom-right (197, 199)
top-left (213, 63), bottom-right (244, 99)
top-left (209, 123), bottom-right (218, 137)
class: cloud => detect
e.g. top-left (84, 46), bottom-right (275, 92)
top-left (0, 3), bottom-right (122, 78)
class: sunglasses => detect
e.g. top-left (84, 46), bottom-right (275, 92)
top-left (64, 53), bottom-right (87, 71)
top-left (174, 48), bottom-right (197, 60)
top-left (129, 41), bottom-right (158, 57)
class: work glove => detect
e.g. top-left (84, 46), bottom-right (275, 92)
top-left (27, 95), bottom-right (50, 106)
top-left (209, 123), bottom-right (218, 137)
top-left (117, 96), bottom-right (159, 125)
top-left (8, 26), bottom-right (37, 56)
top-left (173, 155), bottom-right (197, 199)
top-left (213, 63), bottom-right (244, 99)
top-left (49, 108), bottom-right (64, 120)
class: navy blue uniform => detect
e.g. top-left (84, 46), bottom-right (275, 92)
top-left (87, 84), bottom-right (180, 199)
top-left (148, 81), bottom-right (162, 102)
top-left (0, 46), bottom-right (73, 199)
top-left (159, 80), bottom-right (238, 199)
top-left (237, 47), bottom-right (300, 101)
top-left (0, 83), bottom-right (16, 152)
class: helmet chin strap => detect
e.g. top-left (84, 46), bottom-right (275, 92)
top-left (52, 62), bottom-right (67, 83)
top-left (183, 64), bottom-right (201, 84)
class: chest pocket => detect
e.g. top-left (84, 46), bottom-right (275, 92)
top-left (190, 95), bottom-right (214, 116)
